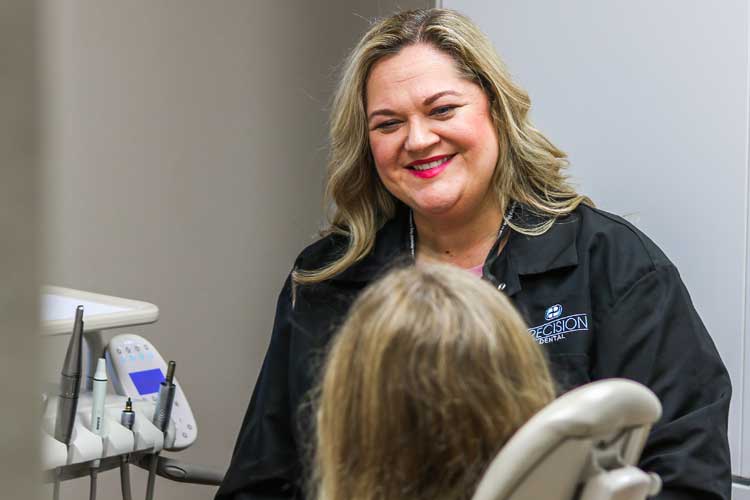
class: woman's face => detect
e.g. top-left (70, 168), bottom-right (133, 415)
top-left (366, 43), bottom-right (499, 220)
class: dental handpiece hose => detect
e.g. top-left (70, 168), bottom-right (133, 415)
top-left (145, 361), bottom-right (176, 500)
top-left (120, 398), bottom-right (135, 500)
top-left (88, 358), bottom-right (107, 500)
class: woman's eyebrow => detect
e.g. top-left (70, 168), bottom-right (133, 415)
top-left (368, 90), bottom-right (463, 121)
top-left (368, 108), bottom-right (397, 121)
top-left (423, 90), bottom-right (461, 106)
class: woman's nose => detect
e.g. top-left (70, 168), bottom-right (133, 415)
top-left (404, 119), bottom-right (439, 152)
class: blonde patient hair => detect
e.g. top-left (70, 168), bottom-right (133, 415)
top-left (312, 263), bottom-right (555, 500)
top-left (294, 9), bottom-right (591, 284)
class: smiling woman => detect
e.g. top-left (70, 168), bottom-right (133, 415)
top-left (295, 8), bottom-right (591, 283)
top-left (216, 8), bottom-right (732, 500)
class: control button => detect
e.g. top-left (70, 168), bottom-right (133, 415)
top-left (135, 346), bottom-right (140, 352)
top-left (187, 424), bottom-right (193, 430)
top-left (182, 432), bottom-right (188, 438)
top-left (125, 347), bottom-right (131, 354)
top-left (174, 401), bottom-right (180, 407)
top-left (144, 345), bottom-right (150, 350)
top-left (116, 348), bottom-right (122, 354)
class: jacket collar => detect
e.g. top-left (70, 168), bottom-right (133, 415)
top-left (508, 207), bottom-right (579, 275)
top-left (488, 206), bottom-right (579, 295)
top-left (330, 204), bottom-right (580, 289)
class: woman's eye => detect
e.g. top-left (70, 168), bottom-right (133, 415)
top-left (374, 120), bottom-right (400, 131)
top-left (431, 105), bottom-right (457, 117)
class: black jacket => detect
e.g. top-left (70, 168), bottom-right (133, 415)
top-left (216, 204), bottom-right (732, 500)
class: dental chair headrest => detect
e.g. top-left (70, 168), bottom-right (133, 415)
top-left (472, 379), bottom-right (662, 500)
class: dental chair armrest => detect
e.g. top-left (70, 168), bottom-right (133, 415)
top-left (135, 454), bottom-right (225, 486)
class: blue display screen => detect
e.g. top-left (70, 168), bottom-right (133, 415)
top-left (129, 368), bottom-right (165, 395)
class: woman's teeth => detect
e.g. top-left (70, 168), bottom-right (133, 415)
top-left (411, 156), bottom-right (452, 171)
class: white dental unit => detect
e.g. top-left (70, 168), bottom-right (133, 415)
top-left (40, 286), bottom-right (222, 500)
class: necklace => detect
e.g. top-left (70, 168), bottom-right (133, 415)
top-left (409, 201), bottom-right (518, 260)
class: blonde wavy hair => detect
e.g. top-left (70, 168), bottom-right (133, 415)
top-left (294, 8), bottom-right (591, 284)
top-left (311, 263), bottom-right (555, 500)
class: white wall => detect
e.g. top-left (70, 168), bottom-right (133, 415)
top-left (38, 1), bottom-right (430, 499)
top-left (444, 0), bottom-right (750, 492)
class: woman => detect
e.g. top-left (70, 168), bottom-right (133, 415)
top-left (313, 263), bottom-right (555, 500)
top-left (216, 9), bottom-right (731, 500)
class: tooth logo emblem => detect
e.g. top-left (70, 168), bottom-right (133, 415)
top-left (544, 304), bottom-right (563, 321)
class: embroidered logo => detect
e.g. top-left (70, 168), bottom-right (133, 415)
top-left (544, 304), bottom-right (563, 321)
top-left (529, 307), bottom-right (589, 345)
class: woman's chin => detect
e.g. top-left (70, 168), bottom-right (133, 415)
top-left (411, 196), bottom-right (461, 218)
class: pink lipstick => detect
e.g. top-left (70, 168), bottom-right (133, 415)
top-left (407, 154), bottom-right (454, 179)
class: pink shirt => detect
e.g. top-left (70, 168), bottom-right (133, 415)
top-left (467, 263), bottom-right (484, 278)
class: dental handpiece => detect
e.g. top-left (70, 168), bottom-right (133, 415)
top-left (152, 361), bottom-right (176, 433)
top-left (120, 398), bottom-right (135, 430)
top-left (54, 305), bottom-right (84, 445)
top-left (90, 358), bottom-right (107, 436)
top-left (89, 358), bottom-right (108, 472)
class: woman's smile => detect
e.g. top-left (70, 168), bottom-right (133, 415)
top-left (407, 154), bottom-right (455, 178)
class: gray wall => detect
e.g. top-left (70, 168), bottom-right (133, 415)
top-left (444, 0), bottom-right (750, 494)
top-left (1, 2), bottom-right (42, 500)
top-left (39, 1), bottom-right (430, 499)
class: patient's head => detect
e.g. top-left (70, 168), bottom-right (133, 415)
top-left (313, 263), bottom-right (555, 500)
